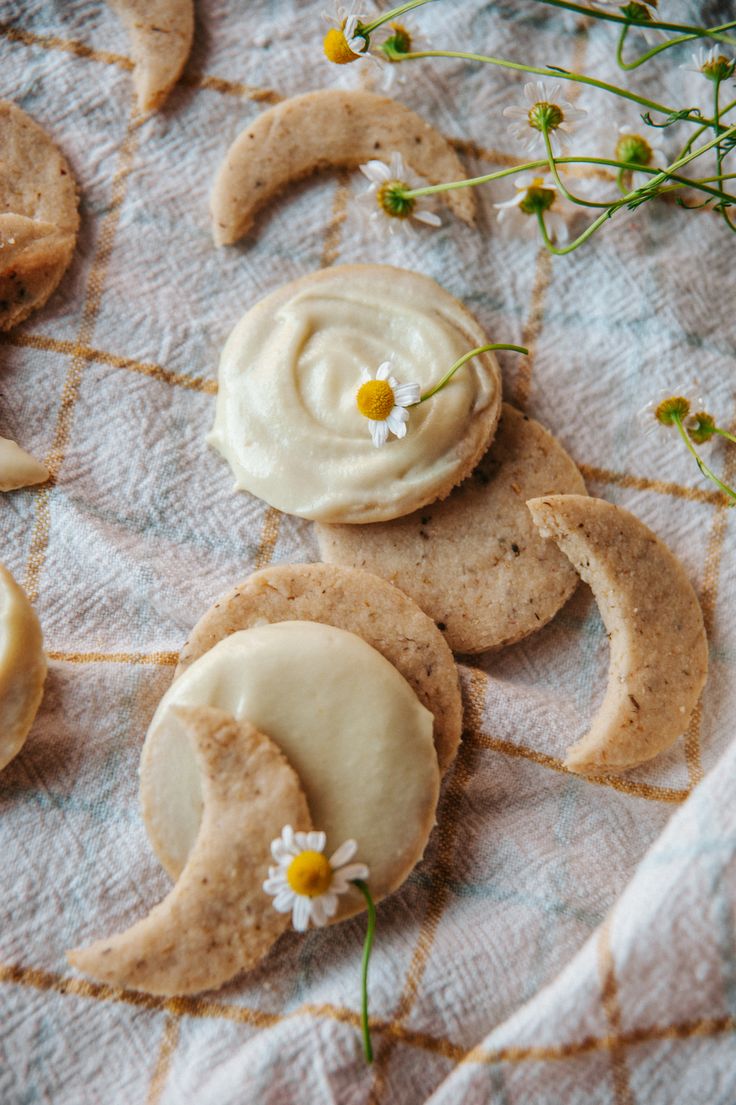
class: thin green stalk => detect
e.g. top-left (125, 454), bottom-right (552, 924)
top-left (353, 880), bottom-right (376, 1063)
top-left (416, 344), bottom-right (528, 404)
top-left (404, 157), bottom-right (735, 208)
top-left (714, 426), bottom-right (736, 447)
top-left (400, 51), bottom-right (712, 126)
top-left (675, 100), bottom-right (736, 163)
top-left (530, 0), bottom-right (736, 44)
top-left (713, 80), bottom-right (736, 230)
top-left (672, 415), bottom-right (736, 503)
top-left (362, 0), bottom-right (435, 34)
top-left (536, 206), bottom-right (614, 254)
top-left (616, 20), bottom-right (736, 69)
top-left (542, 127), bottom-right (612, 207)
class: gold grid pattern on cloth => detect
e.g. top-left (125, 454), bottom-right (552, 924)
top-left (1, 11), bottom-right (731, 1105)
top-left (1, 959), bottom-right (734, 1069)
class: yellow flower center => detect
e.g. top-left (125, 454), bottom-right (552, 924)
top-left (286, 851), bottom-right (333, 897)
top-left (357, 379), bottom-right (396, 420)
top-left (323, 26), bottom-right (361, 64)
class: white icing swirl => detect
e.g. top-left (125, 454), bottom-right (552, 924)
top-left (209, 265), bottom-right (501, 523)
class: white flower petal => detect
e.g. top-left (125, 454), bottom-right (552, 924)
top-left (393, 382), bottom-right (421, 406)
top-left (335, 862), bottom-right (370, 885)
top-left (292, 896), bottom-right (312, 932)
top-left (306, 830), bottom-right (327, 853)
top-left (389, 151), bottom-right (405, 177)
top-left (370, 419), bottom-right (389, 448)
top-left (294, 831), bottom-right (311, 850)
top-left (329, 839), bottom-right (358, 868)
top-left (360, 159), bottom-right (391, 183)
top-left (263, 874), bottom-right (288, 894)
top-left (273, 889), bottom-right (296, 913)
top-left (310, 897), bottom-right (328, 927)
top-left (414, 210), bottom-right (441, 227)
top-left (387, 412), bottom-right (408, 438)
top-left (376, 361), bottom-right (392, 380)
top-left (321, 892), bottom-right (339, 918)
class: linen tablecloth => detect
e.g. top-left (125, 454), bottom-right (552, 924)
top-left (1, 1), bottom-right (735, 1102)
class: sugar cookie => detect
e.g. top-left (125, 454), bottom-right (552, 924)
top-left (69, 706), bottom-right (311, 995)
top-left (0, 562), bottom-right (46, 771)
top-left (140, 623), bottom-right (440, 921)
top-left (527, 494), bottom-right (708, 774)
top-left (0, 103), bottom-right (79, 331)
top-left (106, 0), bottom-right (194, 113)
top-left (175, 563), bottom-right (463, 774)
top-left (210, 89), bottom-right (475, 245)
top-left (209, 265), bottom-right (502, 524)
top-left (317, 405), bottom-right (586, 653)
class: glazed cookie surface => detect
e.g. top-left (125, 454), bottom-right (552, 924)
top-left (140, 623), bottom-right (440, 922)
top-left (208, 265), bottom-right (502, 524)
top-left (0, 103), bottom-right (79, 331)
top-left (0, 562), bottom-right (47, 771)
top-left (317, 405), bottom-right (586, 653)
top-left (175, 562), bottom-right (463, 775)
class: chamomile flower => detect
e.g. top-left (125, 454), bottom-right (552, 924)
top-left (503, 82), bottom-right (587, 156)
top-left (494, 174), bottom-right (570, 243)
top-left (375, 20), bottom-right (427, 89)
top-left (263, 827), bottom-right (369, 931)
top-left (615, 125), bottom-right (665, 188)
top-left (356, 361), bottom-right (421, 447)
top-left (681, 46), bottom-right (735, 82)
top-left (322, 3), bottom-right (369, 64)
top-left (637, 385), bottom-right (706, 439)
top-left (359, 151), bottom-right (442, 236)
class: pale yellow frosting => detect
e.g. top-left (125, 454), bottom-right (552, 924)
top-left (140, 621), bottom-right (440, 918)
top-left (0, 562), bottom-right (46, 771)
top-left (208, 265), bottom-right (501, 523)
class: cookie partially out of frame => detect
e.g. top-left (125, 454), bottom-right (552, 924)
top-left (176, 562), bottom-right (463, 776)
top-left (0, 103), bottom-right (79, 331)
top-left (106, 0), bottom-right (194, 113)
top-left (316, 405), bottom-right (587, 654)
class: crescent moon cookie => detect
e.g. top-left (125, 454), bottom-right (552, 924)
top-left (0, 562), bottom-right (47, 771)
top-left (69, 706), bottom-right (313, 996)
top-left (209, 265), bottom-right (502, 524)
top-left (527, 494), bottom-right (708, 775)
top-left (210, 89), bottom-right (475, 246)
top-left (140, 622), bottom-right (441, 922)
top-left (105, 0), bottom-right (194, 114)
top-left (0, 436), bottom-right (48, 492)
top-left (175, 562), bottom-right (462, 775)
top-left (316, 404), bottom-right (587, 654)
top-left (0, 103), bottom-right (79, 331)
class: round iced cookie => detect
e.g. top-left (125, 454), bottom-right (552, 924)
top-left (0, 562), bottom-right (47, 770)
top-left (175, 563), bottom-right (462, 775)
top-left (140, 622), bottom-right (440, 921)
top-left (0, 101), bottom-right (79, 331)
top-left (208, 265), bottom-right (502, 524)
top-left (316, 405), bottom-right (587, 654)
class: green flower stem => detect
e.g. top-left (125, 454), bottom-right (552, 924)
top-left (713, 81), bottom-right (736, 231)
top-left (542, 127), bottom-right (612, 208)
top-left (398, 51), bottom-right (712, 127)
top-left (403, 157), bottom-right (735, 208)
top-left (531, 0), bottom-right (736, 44)
top-left (616, 24), bottom-right (736, 70)
top-left (416, 344), bottom-right (528, 404)
top-left (353, 880), bottom-right (376, 1063)
top-left (672, 415), bottom-right (736, 503)
top-left (675, 99), bottom-right (736, 163)
top-left (361, 0), bottom-right (435, 34)
top-left (536, 206), bottom-right (613, 254)
top-left (714, 426), bottom-right (736, 447)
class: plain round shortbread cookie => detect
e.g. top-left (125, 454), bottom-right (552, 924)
top-left (175, 563), bottom-right (463, 776)
top-left (316, 405), bottom-right (587, 654)
top-left (0, 101), bottom-right (79, 331)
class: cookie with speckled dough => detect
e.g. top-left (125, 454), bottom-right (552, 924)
top-left (0, 102), bottom-right (79, 331)
top-left (175, 562), bottom-right (463, 776)
top-left (315, 404), bottom-right (587, 654)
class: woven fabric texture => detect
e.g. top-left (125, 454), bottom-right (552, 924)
top-left (1, 1), bottom-right (735, 1103)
